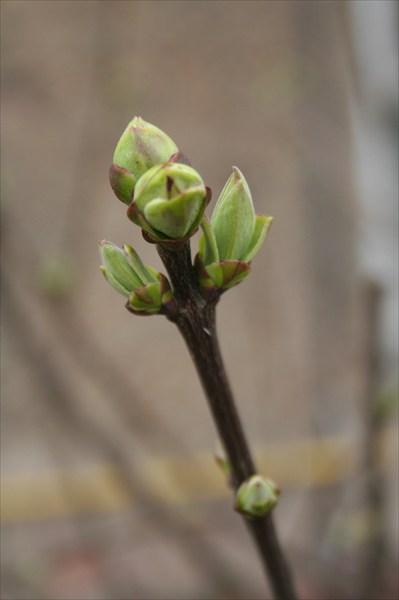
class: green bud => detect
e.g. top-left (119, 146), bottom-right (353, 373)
top-left (235, 475), bottom-right (280, 519)
top-left (128, 162), bottom-right (207, 241)
top-left (100, 240), bottom-right (143, 296)
top-left (100, 241), bottom-right (174, 315)
top-left (201, 167), bottom-right (273, 263)
top-left (110, 117), bottom-right (179, 205)
top-left (196, 169), bottom-right (272, 292)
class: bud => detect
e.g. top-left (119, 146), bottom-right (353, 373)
top-left (128, 162), bottom-right (207, 241)
top-left (210, 167), bottom-right (273, 263)
top-left (235, 475), bottom-right (279, 519)
top-left (100, 241), bottom-right (173, 315)
top-left (100, 241), bottom-right (143, 296)
top-left (197, 168), bottom-right (272, 292)
top-left (110, 117), bottom-right (179, 205)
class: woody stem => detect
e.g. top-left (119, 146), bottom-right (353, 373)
top-left (157, 241), bottom-right (298, 600)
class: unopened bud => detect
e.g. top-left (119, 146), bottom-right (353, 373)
top-left (203, 167), bottom-right (273, 263)
top-left (100, 240), bottom-right (173, 316)
top-left (128, 162), bottom-right (207, 241)
top-left (100, 241), bottom-right (143, 296)
top-left (110, 117), bottom-right (179, 205)
top-left (235, 475), bottom-right (280, 519)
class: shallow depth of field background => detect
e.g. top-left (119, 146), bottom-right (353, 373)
top-left (1, 2), bottom-right (398, 599)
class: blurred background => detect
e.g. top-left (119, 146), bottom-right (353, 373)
top-left (1, 1), bottom-right (398, 599)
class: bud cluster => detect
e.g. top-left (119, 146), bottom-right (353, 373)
top-left (101, 117), bottom-right (273, 310)
top-left (109, 116), bottom-right (207, 243)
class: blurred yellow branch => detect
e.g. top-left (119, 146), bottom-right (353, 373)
top-left (2, 425), bottom-right (396, 524)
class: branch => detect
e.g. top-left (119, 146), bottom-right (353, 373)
top-left (158, 242), bottom-right (298, 600)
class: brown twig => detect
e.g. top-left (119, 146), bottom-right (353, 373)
top-left (157, 242), bottom-right (298, 600)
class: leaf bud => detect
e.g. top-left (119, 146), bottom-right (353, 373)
top-left (100, 240), bottom-right (144, 296)
top-left (196, 169), bottom-right (272, 292)
top-left (202, 167), bottom-right (273, 264)
top-left (235, 475), bottom-right (280, 519)
top-left (128, 162), bottom-right (207, 241)
top-left (110, 117), bottom-right (179, 205)
top-left (100, 240), bottom-right (174, 315)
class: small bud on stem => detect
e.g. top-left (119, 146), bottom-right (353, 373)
top-left (235, 475), bottom-right (280, 519)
